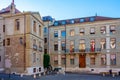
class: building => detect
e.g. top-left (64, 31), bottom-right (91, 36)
top-left (0, 1), bottom-right (44, 75)
top-left (43, 16), bottom-right (120, 73)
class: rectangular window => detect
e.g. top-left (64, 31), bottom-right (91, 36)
top-left (44, 38), bottom-right (47, 43)
top-left (54, 31), bottom-right (58, 38)
top-left (61, 41), bottom-right (65, 51)
top-left (90, 55), bottom-right (95, 65)
top-left (54, 56), bottom-right (58, 65)
top-left (100, 26), bottom-right (106, 34)
top-left (61, 30), bottom-right (66, 37)
top-left (61, 55), bottom-right (66, 65)
top-left (79, 39), bottom-right (85, 52)
top-left (54, 42), bottom-right (58, 51)
top-left (110, 54), bottom-right (116, 65)
top-left (3, 39), bottom-right (5, 46)
top-left (44, 27), bottom-right (47, 33)
top-left (39, 25), bottom-right (41, 36)
top-left (90, 27), bottom-right (95, 34)
top-left (79, 28), bottom-right (84, 35)
top-left (110, 25), bottom-right (116, 34)
top-left (110, 38), bottom-right (116, 49)
top-left (33, 53), bottom-right (36, 63)
top-left (101, 54), bottom-right (106, 65)
top-left (15, 19), bottom-right (20, 31)
top-left (3, 25), bottom-right (5, 32)
top-left (100, 38), bottom-right (106, 49)
top-left (70, 29), bottom-right (75, 36)
top-left (33, 39), bottom-right (37, 50)
top-left (7, 38), bottom-right (10, 46)
top-left (0, 56), bottom-right (1, 62)
top-left (70, 55), bottom-right (74, 65)
top-left (90, 39), bottom-right (95, 52)
top-left (70, 41), bottom-right (74, 52)
top-left (33, 21), bottom-right (36, 32)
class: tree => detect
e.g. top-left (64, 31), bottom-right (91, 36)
top-left (43, 54), bottom-right (50, 68)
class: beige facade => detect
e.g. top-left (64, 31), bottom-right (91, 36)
top-left (0, 2), bottom-right (44, 75)
top-left (43, 16), bottom-right (120, 73)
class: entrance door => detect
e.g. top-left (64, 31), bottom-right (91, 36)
top-left (79, 54), bottom-right (86, 68)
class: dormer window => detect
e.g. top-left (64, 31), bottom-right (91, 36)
top-left (89, 17), bottom-right (95, 22)
top-left (70, 20), bottom-right (74, 24)
top-left (61, 21), bottom-right (66, 25)
top-left (54, 21), bottom-right (59, 26)
top-left (80, 18), bottom-right (85, 22)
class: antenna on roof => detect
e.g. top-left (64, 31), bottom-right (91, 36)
top-left (95, 13), bottom-right (97, 16)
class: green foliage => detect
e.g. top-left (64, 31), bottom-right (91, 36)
top-left (43, 53), bottom-right (50, 68)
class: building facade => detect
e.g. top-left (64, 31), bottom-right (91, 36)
top-left (43, 16), bottom-right (120, 73)
top-left (0, 1), bottom-right (44, 75)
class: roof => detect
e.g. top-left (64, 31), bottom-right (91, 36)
top-left (0, 4), bottom-right (21, 14)
top-left (53, 16), bottom-right (116, 26)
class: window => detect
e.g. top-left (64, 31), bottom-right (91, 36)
top-left (54, 42), bottom-right (58, 51)
top-left (44, 38), bottom-right (47, 43)
top-left (110, 25), bottom-right (116, 34)
top-left (61, 21), bottom-right (66, 25)
top-left (110, 54), bottom-right (116, 65)
top-left (0, 56), bottom-right (1, 62)
top-left (54, 56), bottom-right (58, 65)
top-left (3, 25), bottom-right (5, 32)
top-left (79, 39), bottom-right (85, 52)
top-left (33, 21), bottom-right (36, 32)
top-left (39, 25), bottom-right (41, 36)
top-left (15, 19), bottom-right (20, 31)
top-left (90, 55), bottom-right (95, 65)
top-left (89, 17), bottom-right (95, 22)
top-left (70, 29), bottom-right (75, 36)
top-left (44, 49), bottom-right (47, 54)
top-left (110, 38), bottom-right (116, 49)
top-left (100, 26), bottom-right (106, 34)
top-left (7, 38), bottom-right (10, 46)
top-left (54, 21), bottom-right (59, 26)
top-left (70, 20), bottom-right (74, 24)
top-left (3, 39), bottom-right (5, 46)
top-left (100, 39), bottom-right (106, 49)
top-left (61, 55), bottom-right (66, 65)
top-left (80, 18), bottom-right (85, 22)
top-left (90, 39), bottom-right (95, 52)
top-left (79, 28), bottom-right (85, 35)
top-left (61, 30), bottom-right (66, 37)
top-left (61, 41), bottom-right (65, 51)
top-left (70, 41), bottom-right (74, 52)
top-left (54, 31), bottom-right (58, 38)
top-left (33, 39), bottom-right (37, 50)
top-left (101, 54), bottom-right (106, 65)
top-left (90, 27), bottom-right (95, 34)
top-left (44, 27), bottom-right (47, 33)
top-left (33, 53), bottom-right (36, 63)
top-left (70, 55), bottom-right (74, 65)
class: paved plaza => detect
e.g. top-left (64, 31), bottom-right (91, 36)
top-left (0, 73), bottom-right (120, 80)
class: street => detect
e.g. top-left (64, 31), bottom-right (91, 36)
top-left (0, 73), bottom-right (120, 80)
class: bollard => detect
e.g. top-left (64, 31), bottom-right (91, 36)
top-left (20, 74), bottom-right (23, 77)
top-left (33, 74), bottom-right (36, 78)
top-left (39, 73), bottom-right (41, 77)
top-left (112, 74), bottom-right (115, 77)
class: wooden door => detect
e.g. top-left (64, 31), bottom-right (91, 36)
top-left (79, 54), bottom-right (86, 68)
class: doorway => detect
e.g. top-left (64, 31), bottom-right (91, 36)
top-left (79, 54), bottom-right (86, 68)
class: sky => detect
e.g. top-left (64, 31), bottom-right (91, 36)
top-left (0, 0), bottom-right (120, 20)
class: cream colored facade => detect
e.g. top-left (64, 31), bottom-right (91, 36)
top-left (0, 2), bottom-right (44, 75)
top-left (43, 16), bottom-right (120, 73)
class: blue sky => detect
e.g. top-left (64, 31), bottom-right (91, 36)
top-left (0, 0), bottom-right (120, 20)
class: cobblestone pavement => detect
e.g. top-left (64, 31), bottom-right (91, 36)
top-left (0, 73), bottom-right (120, 80)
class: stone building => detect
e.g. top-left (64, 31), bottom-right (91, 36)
top-left (0, 1), bottom-right (44, 75)
top-left (43, 16), bottom-right (120, 73)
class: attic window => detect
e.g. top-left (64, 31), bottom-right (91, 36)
top-left (54, 21), bottom-right (59, 26)
top-left (61, 21), bottom-right (66, 25)
top-left (70, 20), bottom-right (74, 24)
top-left (90, 17), bottom-right (95, 22)
top-left (80, 18), bottom-right (85, 22)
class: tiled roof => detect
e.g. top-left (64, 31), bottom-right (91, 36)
top-left (53, 16), bottom-right (116, 26)
top-left (0, 4), bottom-right (21, 14)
